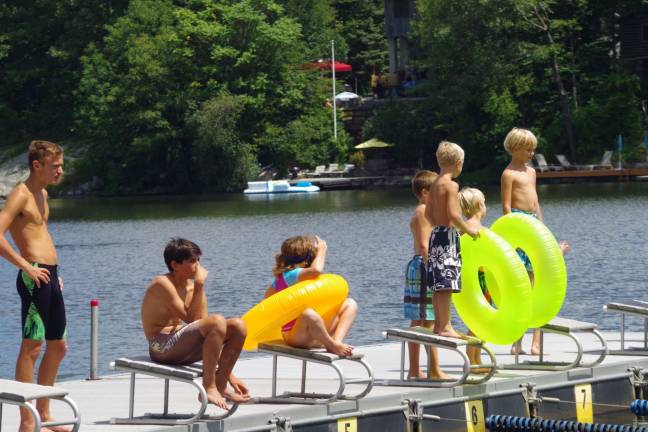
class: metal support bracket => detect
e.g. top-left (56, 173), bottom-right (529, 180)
top-left (521, 382), bottom-right (540, 418)
top-left (268, 415), bottom-right (293, 432)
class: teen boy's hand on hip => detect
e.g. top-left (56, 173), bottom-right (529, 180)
top-left (24, 265), bottom-right (51, 288)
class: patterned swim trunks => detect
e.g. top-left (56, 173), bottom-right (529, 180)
top-left (427, 226), bottom-right (462, 293)
top-left (404, 255), bottom-right (434, 320)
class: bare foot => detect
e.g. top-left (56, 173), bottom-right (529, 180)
top-left (510, 345), bottom-right (527, 355)
top-left (435, 328), bottom-right (464, 339)
top-left (202, 387), bottom-right (229, 410)
top-left (429, 369), bottom-right (452, 380)
top-left (471, 367), bottom-right (493, 374)
top-left (42, 426), bottom-right (72, 432)
top-left (327, 341), bottom-right (354, 356)
top-left (407, 370), bottom-right (427, 380)
top-left (19, 424), bottom-right (53, 432)
top-left (222, 387), bottom-right (251, 403)
top-left (530, 346), bottom-right (543, 356)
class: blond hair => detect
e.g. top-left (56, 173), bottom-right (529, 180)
top-left (503, 128), bottom-right (537, 154)
top-left (273, 235), bottom-right (318, 277)
top-left (459, 187), bottom-right (486, 218)
top-left (411, 170), bottom-right (438, 199)
top-left (28, 140), bottom-right (63, 171)
top-left (436, 141), bottom-right (464, 167)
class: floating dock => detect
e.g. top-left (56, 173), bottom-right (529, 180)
top-left (3, 331), bottom-right (648, 432)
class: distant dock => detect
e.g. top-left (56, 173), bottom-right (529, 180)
top-left (536, 167), bottom-right (648, 183)
top-left (292, 175), bottom-right (412, 190)
top-left (4, 332), bottom-right (648, 431)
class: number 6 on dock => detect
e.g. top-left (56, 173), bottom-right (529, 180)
top-left (464, 400), bottom-right (485, 432)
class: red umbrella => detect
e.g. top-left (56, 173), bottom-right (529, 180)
top-left (301, 60), bottom-right (353, 72)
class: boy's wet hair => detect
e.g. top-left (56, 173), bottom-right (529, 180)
top-left (164, 238), bottom-right (202, 271)
top-left (436, 141), bottom-right (464, 167)
top-left (273, 235), bottom-right (318, 277)
top-left (411, 170), bottom-right (438, 199)
top-left (459, 187), bottom-right (486, 218)
top-left (28, 140), bottom-right (63, 171)
top-left (504, 128), bottom-right (537, 154)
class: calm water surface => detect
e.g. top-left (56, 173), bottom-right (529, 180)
top-left (0, 183), bottom-right (647, 380)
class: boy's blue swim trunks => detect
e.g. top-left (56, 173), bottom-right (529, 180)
top-left (404, 255), bottom-right (434, 320)
top-left (511, 208), bottom-right (537, 272)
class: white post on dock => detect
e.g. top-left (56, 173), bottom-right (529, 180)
top-left (332, 39), bottom-right (337, 141)
top-left (88, 299), bottom-right (101, 380)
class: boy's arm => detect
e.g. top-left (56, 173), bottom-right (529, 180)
top-left (186, 264), bottom-right (208, 322)
top-left (157, 278), bottom-right (190, 322)
top-left (412, 207), bottom-right (429, 260)
top-left (501, 170), bottom-right (513, 214)
top-left (0, 187), bottom-right (51, 287)
top-left (447, 183), bottom-right (479, 238)
top-left (298, 236), bottom-right (327, 281)
top-left (530, 168), bottom-right (543, 222)
top-left (424, 190), bottom-right (435, 226)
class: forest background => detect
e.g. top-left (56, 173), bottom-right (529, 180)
top-left (1, 0), bottom-right (647, 194)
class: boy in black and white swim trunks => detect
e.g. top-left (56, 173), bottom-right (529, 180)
top-left (425, 141), bottom-right (479, 338)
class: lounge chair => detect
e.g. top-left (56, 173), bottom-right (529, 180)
top-left (556, 154), bottom-right (594, 170)
top-left (0, 379), bottom-right (81, 432)
top-left (255, 341), bottom-right (374, 404)
top-left (604, 301), bottom-right (648, 355)
top-left (110, 356), bottom-right (238, 425)
top-left (500, 317), bottom-right (607, 371)
top-left (324, 163), bottom-right (344, 177)
top-left (380, 326), bottom-right (496, 387)
top-left (594, 150), bottom-right (613, 169)
top-left (534, 154), bottom-right (563, 172)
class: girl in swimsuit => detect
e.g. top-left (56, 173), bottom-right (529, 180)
top-left (263, 235), bottom-right (357, 356)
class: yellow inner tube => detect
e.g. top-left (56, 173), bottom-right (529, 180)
top-left (241, 274), bottom-right (348, 351)
top-left (454, 228), bottom-right (533, 344)
top-left (490, 213), bottom-right (567, 328)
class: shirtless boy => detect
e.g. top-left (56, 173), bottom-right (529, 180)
top-left (141, 238), bottom-right (250, 409)
top-left (0, 140), bottom-right (69, 432)
top-left (405, 171), bottom-right (449, 379)
top-left (425, 141), bottom-right (479, 338)
top-left (501, 128), bottom-right (569, 355)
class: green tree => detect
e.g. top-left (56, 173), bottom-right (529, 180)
top-left (0, 0), bottom-right (128, 141)
top-left (334, 0), bottom-right (387, 94)
top-left (76, 0), bottom-right (309, 193)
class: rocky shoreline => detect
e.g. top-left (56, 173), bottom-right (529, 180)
top-left (0, 153), bottom-right (29, 199)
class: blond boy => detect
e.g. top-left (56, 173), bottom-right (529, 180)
top-left (405, 171), bottom-right (448, 379)
top-left (425, 142), bottom-right (479, 338)
top-left (501, 128), bottom-right (569, 355)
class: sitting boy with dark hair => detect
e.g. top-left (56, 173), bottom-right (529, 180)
top-left (141, 238), bottom-right (250, 409)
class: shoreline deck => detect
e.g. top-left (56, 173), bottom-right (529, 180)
top-left (3, 331), bottom-right (648, 432)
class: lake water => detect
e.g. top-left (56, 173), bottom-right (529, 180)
top-left (0, 183), bottom-right (647, 380)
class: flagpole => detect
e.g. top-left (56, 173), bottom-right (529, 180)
top-left (332, 40), bottom-right (337, 140)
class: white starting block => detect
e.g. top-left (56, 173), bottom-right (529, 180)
top-left (381, 326), bottom-right (497, 387)
top-left (256, 341), bottom-right (374, 404)
top-left (110, 356), bottom-right (238, 425)
top-left (0, 379), bottom-right (80, 432)
top-left (501, 317), bottom-right (608, 370)
top-left (605, 301), bottom-right (648, 355)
